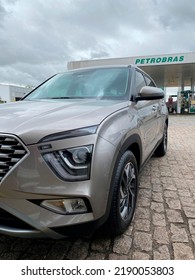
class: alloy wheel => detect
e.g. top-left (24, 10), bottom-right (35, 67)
top-left (119, 161), bottom-right (136, 221)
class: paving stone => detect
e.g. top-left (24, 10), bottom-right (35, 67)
top-left (113, 235), bottom-right (132, 255)
top-left (173, 243), bottom-right (194, 260)
top-left (164, 190), bottom-right (178, 198)
top-left (87, 252), bottom-right (105, 260)
top-left (139, 181), bottom-right (152, 189)
top-left (166, 209), bottom-right (184, 223)
top-left (188, 219), bottom-right (195, 234)
top-left (134, 219), bottom-right (151, 232)
top-left (178, 190), bottom-right (191, 197)
top-left (137, 196), bottom-right (151, 207)
top-left (138, 189), bottom-right (152, 198)
top-left (132, 252), bottom-right (150, 260)
top-left (21, 240), bottom-right (53, 259)
top-left (170, 224), bottom-right (189, 242)
top-left (152, 184), bottom-right (162, 192)
top-left (183, 207), bottom-right (195, 218)
top-left (165, 198), bottom-right (181, 209)
top-left (163, 184), bottom-right (177, 191)
top-left (91, 238), bottom-right (111, 253)
top-left (152, 193), bottom-right (163, 203)
top-left (10, 239), bottom-right (33, 253)
top-left (151, 173), bottom-right (161, 180)
top-left (151, 178), bottom-right (161, 184)
top-left (133, 232), bottom-right (152, 252)
top-left (124, 225), bottom-right (133, 236)
top-left (150, 166), bottom-right (159, 173)
top-left (135, 207), bottom-right (150, 219)
top-left (161, 171), bottom-right (172, 177)
top-left (0, 242), bottom-right (12, 254)
top-left (153, 245), bottom-right (171, 260)
top-left (140, 166), bottom-right (151, 174)
top-left (160, 177), bottom-right (175, 185)
top-left (180, 196), bottom-right (195, 207)
top-left (109, 253), bottom-right (128, 260)
top-left (152, 213), bottom-right (166, 226)
top-left (67, 239), bottom-right (89, 260)
top-left (191, 235), bottom-right (195, 247)
top-left (189, 185), bottom-right (195, 193)
top-left (183, 173), bottom-right (194, 179)
top-left (151, 202), bottom-right (164, 213)
top-left (45, 241), bottom-right (72, 260)
top-left (173, 179), bottom-right (188, 189)
top-left (0, 252), bottom-right (21, 259)
top-left (154, 226), bottom-right (169, 244)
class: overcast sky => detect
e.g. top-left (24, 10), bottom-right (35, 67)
top-left (0, 0), bottom-right (195, 87)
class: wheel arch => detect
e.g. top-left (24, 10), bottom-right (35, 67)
top-left (118, 134), bottom-right (142, 172)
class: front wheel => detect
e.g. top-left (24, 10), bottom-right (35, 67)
top-left (107, 150), bottom-right (138, 236)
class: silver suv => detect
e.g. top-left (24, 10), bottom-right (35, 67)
top-left (0, 65), bottom-right (168, 239)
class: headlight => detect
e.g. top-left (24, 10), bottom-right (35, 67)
top-left (42, 145), bottom-right (93, 181)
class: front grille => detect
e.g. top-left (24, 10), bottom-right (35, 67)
top-left (0, 134), bottom-right (28, 182)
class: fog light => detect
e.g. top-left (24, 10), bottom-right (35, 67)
top-left (41, 198), bottom-right (88, 214)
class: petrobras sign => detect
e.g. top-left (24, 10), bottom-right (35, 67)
top-left (135, 55), bottom-right (185, 65)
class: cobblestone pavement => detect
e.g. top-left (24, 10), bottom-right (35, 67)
top-left (0, 115), bottom-right (195, 260)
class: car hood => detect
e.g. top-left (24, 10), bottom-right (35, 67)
top-left (0, 99), bottom-right (128, 144)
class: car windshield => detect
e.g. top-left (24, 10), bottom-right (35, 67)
top-left (24, 68), bottom-right (129, 100)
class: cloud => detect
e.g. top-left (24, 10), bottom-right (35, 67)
top-left (0, 0), bottom-right (7, 24)
top-left (0, 0), bottom-right (195, 86)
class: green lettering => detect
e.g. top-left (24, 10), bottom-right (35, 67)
top-left (156, 57), bottom-right (161, 63)
top-left (168, 57), bottom-right (173, 62)
top-left (162, 57), bottom-right (167, 63)
top-left (135, 55), bottom-right (184, 65)
top-left (146, 58), bottom-right (150, 63)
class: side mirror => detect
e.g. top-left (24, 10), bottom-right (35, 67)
top-left (135, 86), bottom-right (164, 102)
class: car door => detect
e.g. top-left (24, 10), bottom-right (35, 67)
top-left (144, 74), bottom-right (164, 143)
top-left (133, 70), bottom-right (159, 163)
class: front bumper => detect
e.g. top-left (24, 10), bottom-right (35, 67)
top-left (0, 200), bottom-right (95, 239)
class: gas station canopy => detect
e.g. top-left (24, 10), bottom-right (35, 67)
top-left (68, 52), bottom-right (195, 114)
top-left (68, 51), bottom-right (195, 89)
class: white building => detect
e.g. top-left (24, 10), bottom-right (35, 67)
top-left (0, 83), bottom-right (33, 103)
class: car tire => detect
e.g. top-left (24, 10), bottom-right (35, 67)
top-left (154, 123), bottom-right (168, 157)
top-left (108, 150), bottom-right (138, 236)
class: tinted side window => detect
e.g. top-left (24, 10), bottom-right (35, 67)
top-left (135, 71), bottom-right (146, 94)
top-left (145, 75), bottom-right (156, 87)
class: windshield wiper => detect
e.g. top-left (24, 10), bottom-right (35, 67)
top-left (51, 96), bottom-right (95, 99)
top-left (51, 97), bottom-right (74, 99)
top-left (51, 96), bottom-right (89, 99)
